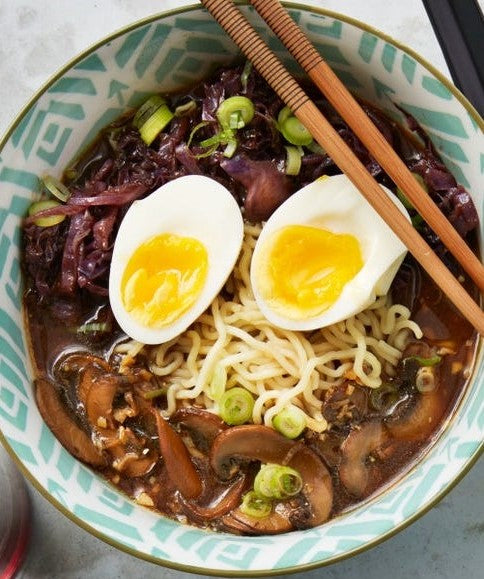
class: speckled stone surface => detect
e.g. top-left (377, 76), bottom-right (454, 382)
top-left (0, 1), bottom-right (483, 578)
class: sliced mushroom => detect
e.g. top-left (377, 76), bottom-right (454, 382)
top-left (85, 376), bottom-right (119, 429)
top-left (211, 425), bottom-right (333, 530)
top-left (339, 421), bottom-right (386, 497)
top-left (287, 444), bottom-right (333, 526)
top-left (179, 475), bottom-right (248, 524)
top-left (171, 407), bottom-right (227, 452)
top-left (152, 409), bottom-right (203, 500)
top-left (307, 429), bottom-right (346, 469)
top-left (211, 425), bottom-right (294, 479)
top-left (77, 358), bottom-right (110, 404)
top-left (223, 506), bottom-right (293, 535)
top-left (35, 378), bottom-right (105, 467)
top-left (386, 388), bottom-right (444, 441)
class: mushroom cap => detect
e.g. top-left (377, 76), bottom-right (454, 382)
top-left (211, 424), bottom-right (333, 530)
top-left (339, 421), bottom-right (386, 497)
top-left (211, 424), bottom-right (294, 479)
top-left (35, 378), bottom-right (106, 467)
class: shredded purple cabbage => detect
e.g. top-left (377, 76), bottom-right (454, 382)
top-left (22, 64), bottom-right (479, 302)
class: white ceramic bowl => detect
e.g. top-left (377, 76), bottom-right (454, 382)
top-left (0, 3), bottom-right (482, 575)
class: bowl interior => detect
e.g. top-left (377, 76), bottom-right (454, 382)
top-left (0, 3), bottom-right (482, 575)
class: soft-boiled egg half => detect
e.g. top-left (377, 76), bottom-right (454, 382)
top-left (250, 174), bottom-right (411, 331)
top-left (109, 175), bottom-right (243, 344)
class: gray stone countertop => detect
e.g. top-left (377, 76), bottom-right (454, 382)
top-left (1, 1), bottom-right (482, 577)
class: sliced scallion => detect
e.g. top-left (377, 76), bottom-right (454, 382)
top-left (411, 214), bottom-right (425, 229)
top-left (396, 172), bottom-right (427, 210)
top-left (174, 99), bottom-right (197, 116)
top-left (408, 354), bottom-right (442, 367)
top-left (223, 138), bottom-right (238, 158)
top-left (229, 110), bottom-right (244, 130)
top-left (217, 96), bottom-right (255, 130)
top-left (307, 140), bottom-right (327, 155)
top-left (272, 405), bottom-right (306, 439)
top-left (254, 464), bottom-right (303, 500)
top-left (219, 387), bottom-right (254, 425)
top-left (198, 128), bottom-right (237, 157)
top-left (240, 60), bottom-right (253, 93)
top-left (416, 366), bottom-right (436, 392)
top-left (28, 200), bottom-right (65, 227)
top-left (277, 106), bottom-right (293, 126)
top-left (139, 103), bottom-right (174, 145)
top-left (188, 121), bottom-right (210, 147)
top-left (208, 363), bottom-right (227, 401)
top-left (77, 322), bottom-right (110, 334)
top-left (284, 145), bottom-right (304, 176)
top-left (193, 144), bottom-right (219, 159)
top-left (280, 116), bottom-right (313, 146)
top-left (42, 175), bottom-right (71, 202)
top-left (133, 95), bottom-right (167, 129)
top-left (240, 491), bottom-right (272, 518)
top-left (143, 387), bottom-right (168, 400)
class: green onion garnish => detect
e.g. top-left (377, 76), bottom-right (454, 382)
top-left (223, 138), bottom-right (238, 158)
top-left (28, 200), bottom-right (65, 227)
top-left (219, 387), bottom-right (254, 425)
top-left (77, 322), bottom-right (110, 334)
top-left (187, 121), bottom-right (211, 147)
top-left (279, 116), bottom-right (313, 146)
top-left (411, 214), bottom-right (425, 230)
top-left (198, 128), bottom-right (238, 157)
top-left (139, 103), bottom-right (174, 145)
top-left (284, 145), bottom-right (304, 176)
top-left (174, 99), bottom-right (197, 116)
top-left (42, 175), bottom-right (71, 202)
top-left (133, 95), bottom-right (167, 129)
top-left (143, 387), bottom-right (168, 400)
top-left (208, 363), bottom-right (227, 401)
top-left (396, 172), bottom-right (427, 210)
top-left (216, 96), bottom-right (255, 130)
top-left (277, 106), bottom-right (293, 126)
top-left (408, 355), bottom-right (442, 367)
top-left (240, 60), bottom-right (253, 93)
top-left (272, 405), bottom-right (306, 439)
top-left (254, 464), bottom-right (303, 500)
top-left (240, 491), bottom-right (272, 518)
top-left (306, 140), bottom-right (326, 155)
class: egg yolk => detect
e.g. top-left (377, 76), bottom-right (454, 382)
top-left (121, 233), bottom-right (208, 328)
top-left (256, 224), bottom-right (363, 319)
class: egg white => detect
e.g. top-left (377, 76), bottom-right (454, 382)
top-left (250, 174), bottom-right (411, 331)
top-left (109, 175), bottom-right (244, 344)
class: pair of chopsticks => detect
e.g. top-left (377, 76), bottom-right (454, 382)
top-left (200, 0), bottom-right (484, 335)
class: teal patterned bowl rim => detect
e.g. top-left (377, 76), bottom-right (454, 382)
top-left (0, 2), bottom-right (482, 575)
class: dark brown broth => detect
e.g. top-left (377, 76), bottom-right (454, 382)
top-left (22, 65), bottom-right (480, 533)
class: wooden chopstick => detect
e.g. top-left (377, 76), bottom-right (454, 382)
top-left (199, 0), bottom-right (484, 335)
top-left (249, 0), bottom-right (484, 293)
